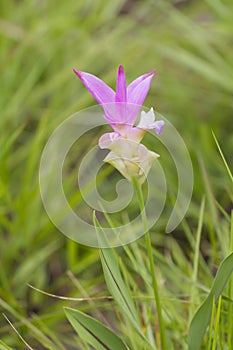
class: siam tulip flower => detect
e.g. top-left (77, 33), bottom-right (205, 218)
top-left (74, 65), bottom-right (164, 183)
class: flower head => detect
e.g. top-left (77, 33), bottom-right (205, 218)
top-left (74, 65), bottom-right (161, 129)
top-left (74, 65), bottom-right (164, 183)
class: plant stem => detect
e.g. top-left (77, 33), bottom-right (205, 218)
top-left (133, 178), bottom-right (168, 350)
top-left (228, 211), bottom-right (233, 349)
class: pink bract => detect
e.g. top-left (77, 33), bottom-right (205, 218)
top-left (73, 65), bottom-right (155, 129)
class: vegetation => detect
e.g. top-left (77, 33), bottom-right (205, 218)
top-left (0, 0), bottom-right (232, 348)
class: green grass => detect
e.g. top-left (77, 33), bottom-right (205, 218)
top-left (0, 0), bottom-right (232, 348)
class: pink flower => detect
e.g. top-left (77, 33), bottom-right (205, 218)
top-left (73, 65), bottom-right (164, 139)
top-left (74, 65), bottom-right (164, 183)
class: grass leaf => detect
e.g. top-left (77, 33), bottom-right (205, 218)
top-left (64, 307), bottom-right (128, 350)
top-left (188, 251), bottom-right (233, 350)
top-left (212, 131), bottom-right (233, 183)
top-left (93, 213), bottom-right (141, 331)
top-left (0, 340), bottom-right (12, 350)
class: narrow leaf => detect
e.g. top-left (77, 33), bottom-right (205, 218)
top-left (188, 252), bottom-right (233, 350)
top-left (64, 307), bottom-right (128, 350)
top-left (93, 213), bottom-right (141, 331)
top-left (100, 247), bottom-right (140, 328)
top-left (212, 131), bottom-right (233, 183)
top-left (0, 340), bottom-right (12, 350)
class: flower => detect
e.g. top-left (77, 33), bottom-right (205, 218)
top-left (74, 65), bottom-right (164, 183)
top-left (73, 65), bottom-right (164, 139)
top-left (101, 137), bottom-right (160, 184)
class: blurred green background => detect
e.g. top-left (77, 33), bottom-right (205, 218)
top-left (0, 0), bottom-right (232, 348)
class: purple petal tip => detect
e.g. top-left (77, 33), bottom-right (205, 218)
top-left (150, 69), bottom-right (156, 76)
top-left (155, 120), bottom-right (165, 135)
top-left (73, 68), bottom-right (81, 77)
top-left (118, 65), bottom-right (125, 75)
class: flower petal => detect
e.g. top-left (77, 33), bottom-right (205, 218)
top-left (137, 108), bottom-right (164, 135)
top-left (98, 132), bottom-right (120, 149)
top-left (103, 138), bottom-right (159, 184)
top-left (102, 103), bottom-right (140, 129)
top-left (137, 109), bottom-right (155, 128)
top-left (115, 65), bottom-right (127, 103)
top-left (127, 70), bottom-right (156, 107)
top-left (73, 69), bottom-right (115, 105)
top-left (151, 120), bottom-right (165, 135)
top-left (138, 147), bottom-right (160, 180)
top-left (104, 151), bottom-right (133, 181)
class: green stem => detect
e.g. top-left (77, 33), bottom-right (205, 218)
top-left (132, 178), bottom-right (168, 350)
top-left (228, 211), bottom-right (233, 349)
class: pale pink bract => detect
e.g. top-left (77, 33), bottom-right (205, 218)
top-left (73, 65), bottom-right (156, 128)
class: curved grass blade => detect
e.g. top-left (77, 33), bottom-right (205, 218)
top-left (64, 307), bottom-right (128, 350)
top-left (188, 251), bottom-right (233, 350)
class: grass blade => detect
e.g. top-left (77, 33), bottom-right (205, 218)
top-left (93, 213), bottom-right (141, 330)
top-left (188, 251), bottom-right (233, 350)
top-left (0, 340), bottom-right (13, 350)
top-left (212, 131), bottom-right (233, 183)
top-left (64, 307), bottom-right (128, 350)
